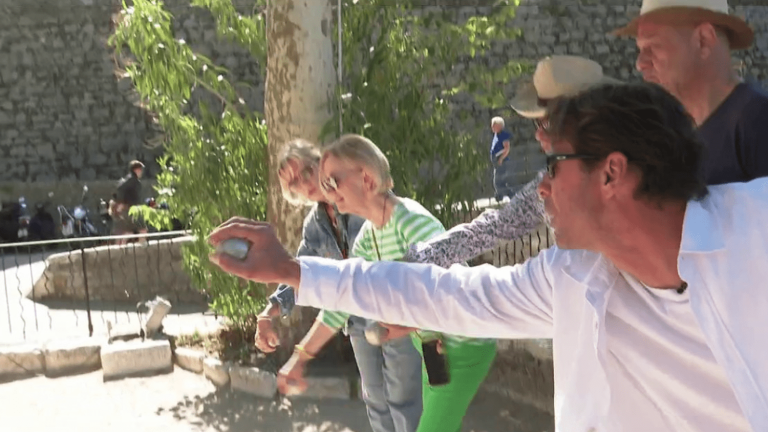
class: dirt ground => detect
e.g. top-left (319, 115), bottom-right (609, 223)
top-left (0, 369), bottom-right (553, 432)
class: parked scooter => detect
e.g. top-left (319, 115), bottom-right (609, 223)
top-left (28, 192), bottom-right (57, 242)
top-left (98, 196), bottom-right (113, 235)
top-left (58, 185), bottom-right (100, 239)
top-left (0, 196), bottom-right (31, 243)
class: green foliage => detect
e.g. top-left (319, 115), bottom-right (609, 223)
top-left (110, 0), bottom-right (269, 326)
top-left (324, 0), bottom-right (526, 224)
top-left (111, 0), bottom-right (524, 325)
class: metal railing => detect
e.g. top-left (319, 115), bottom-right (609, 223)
top-left (0, 231), bottom-right (220, 346)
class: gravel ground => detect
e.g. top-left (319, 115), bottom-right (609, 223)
top-left (0, 369), bottom-right (553, 432)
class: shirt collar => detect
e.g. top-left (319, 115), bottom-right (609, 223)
top-left (679, 198), bottom-right (726, 254)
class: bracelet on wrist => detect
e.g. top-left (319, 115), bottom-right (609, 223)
top-left (294, 345), bottom-right (315, 360)
top-left (256, 315), bottom-right (272, 322)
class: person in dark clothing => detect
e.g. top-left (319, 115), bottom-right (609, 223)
top-left (697, 83), bottom-right (768, 184)
top-left (614, 0), bottom-right (768, 185)
top-left (111, 160), bottom-right (146, 244)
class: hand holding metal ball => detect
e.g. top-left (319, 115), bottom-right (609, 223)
top-left (216, 238), bottom-right (252, 260)
top-left (209, 219), bottom-right (300, 287)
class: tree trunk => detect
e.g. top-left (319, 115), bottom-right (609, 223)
top-left (264, 0), bottom-right (336, 359)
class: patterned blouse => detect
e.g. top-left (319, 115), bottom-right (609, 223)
top-left (402, 171), bottom-right (546, 267)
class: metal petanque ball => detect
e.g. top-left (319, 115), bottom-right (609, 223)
top-left (364, 322), bottom-right (390, 346)
top-left (217, 238), bottom-right (251, 260)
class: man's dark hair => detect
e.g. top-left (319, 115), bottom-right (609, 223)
top-left (546, 82), bottom-right (708, 202)
top-left (129, 160), bottom-right (145, 171)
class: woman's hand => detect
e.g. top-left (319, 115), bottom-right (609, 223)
top-left (254, 317), bottom-right (280, 353)
top-left (379, 323), bottom-right (416, 342)
top-left (277, 353), bottom-right (309, 395)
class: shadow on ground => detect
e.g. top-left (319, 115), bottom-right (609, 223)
top-left (157, 388), bottom-right (553, 432)
top-left (156, 390), bottom-right (371, 432)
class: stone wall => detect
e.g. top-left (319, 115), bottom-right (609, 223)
top-left (1, 0), bottom-right (767, 202)
top-left (31, 236), bottom-right (206, 304)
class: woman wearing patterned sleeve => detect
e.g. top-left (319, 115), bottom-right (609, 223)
top-left (310, 134), bottom-right (497, 432)
top-left (404, 55), bottom-right (620, 268)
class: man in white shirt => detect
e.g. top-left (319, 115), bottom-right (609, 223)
top-left (209, 82), bottom-right (768, 432)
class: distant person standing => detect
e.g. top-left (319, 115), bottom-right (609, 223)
top-left (489, 117), bottom-right (514, 202)
top-left (111, 160), bottom-right (147, 244)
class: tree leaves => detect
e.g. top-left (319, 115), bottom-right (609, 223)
top-left (111, 0), bottom-right (269, 325)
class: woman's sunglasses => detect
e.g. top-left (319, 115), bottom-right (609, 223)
top-left (320, 175), bottom-right (339, 193)
top-left (320, 168), bottom-right (362, 193)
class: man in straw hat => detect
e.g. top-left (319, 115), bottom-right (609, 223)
top-left (210, 82), bottom-right (768, 431)
top-left (399, 55), bottom-right (619, 270)
top-left (614, 0), bottom-right (768, 184)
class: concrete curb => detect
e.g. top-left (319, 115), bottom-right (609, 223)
top-left (0, 344), bottom-right (45, 382)
top-left (202, 357), bottom-right (230, 387)
top-left (101, 339), bottom-right (173, 381)
top-left (1, 333), bottom-right (555, 416)
top-left (296, 376), bottom-right (352, 400)
top-left (230, 364), bottom-right (277, 398)
top-left (174, 347), bottom-right (205, 374)
top-left (44, 338), bottom-right (103, 377)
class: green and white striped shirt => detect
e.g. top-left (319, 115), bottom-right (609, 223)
top-left (319, 197), bottom-right (493, 347)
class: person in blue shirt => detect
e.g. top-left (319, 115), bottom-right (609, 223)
top-left (489, 117), bottom-right (514, 201)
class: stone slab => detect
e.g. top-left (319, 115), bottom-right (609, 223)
top-left (174, 347), bottom-right (205, 374)
top-left (294, 376), bottom-right (351, 400)
top-left (229, 365), bottom-right (277, 398)
top-left (100, 339), bottom-right (173, 381)
top-left (44, 338), bottom-right (102, 377)
top-left (0, 345), bottom-right (44, 382)
top-left (203, 357), bottom-right (230, 387)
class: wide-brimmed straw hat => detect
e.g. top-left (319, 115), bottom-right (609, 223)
top-left (612, 0), bottom-right (753, 50)
top-left (510, 56), bottom-right (621, 119)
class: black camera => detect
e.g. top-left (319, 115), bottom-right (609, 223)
top-left (422, 339), bottom-right (450, 386)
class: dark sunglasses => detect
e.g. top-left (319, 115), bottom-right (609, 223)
top-left (545, 153), bottom-right (598, 178)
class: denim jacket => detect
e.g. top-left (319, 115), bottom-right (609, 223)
top-left (269, 202), bottom-right (367, 335)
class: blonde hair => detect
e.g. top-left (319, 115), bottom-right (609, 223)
top-left (491, 116), bottom-right (505, 127)
top-left (277, 139), bottom-right (322, 205)
top-left (321, 134), bottom-right (394, 193)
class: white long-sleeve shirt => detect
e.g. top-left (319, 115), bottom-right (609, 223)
top-left (296, 178), bottom-right (768, 432)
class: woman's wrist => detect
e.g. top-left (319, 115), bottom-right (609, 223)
top-left (293, 344), bottom-right (316, 362)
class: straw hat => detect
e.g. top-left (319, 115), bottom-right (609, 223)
top-left (510, 56), bottom-right (620, 119)
top-left (613, 0), bottom-right (753, 50)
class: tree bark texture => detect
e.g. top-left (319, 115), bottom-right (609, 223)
top-left (265, 0), bottom-right (337, 355)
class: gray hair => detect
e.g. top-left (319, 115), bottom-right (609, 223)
top-left (491, 116), bottom-right (505, 127)
top-left (321, 134), bottom-right (394, 193)
top-left (277, 139), bottom-right (322, 205)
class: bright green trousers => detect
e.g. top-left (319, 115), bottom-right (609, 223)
top-left (412, 337), bottom-right (497, 432)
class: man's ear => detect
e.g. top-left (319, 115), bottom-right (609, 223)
top-left (603, 152), bottom-right (629, 191)
top-left (693, 22), bottom-right (719, 59)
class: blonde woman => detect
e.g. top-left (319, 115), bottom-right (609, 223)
top-left (259, 139), bottom-right (423, 432)
top-left (314, 134), bottom-right (498, 432)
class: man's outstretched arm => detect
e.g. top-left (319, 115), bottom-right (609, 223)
top-left (294, 253), bottom-right (555, 340)
top-left (403, 171), bottom-right (545, 268)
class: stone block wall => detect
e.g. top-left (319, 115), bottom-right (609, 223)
top-left (1, 0), bottom-right (767, 202)
top-left (31, 236), bottom-right (206, 304)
